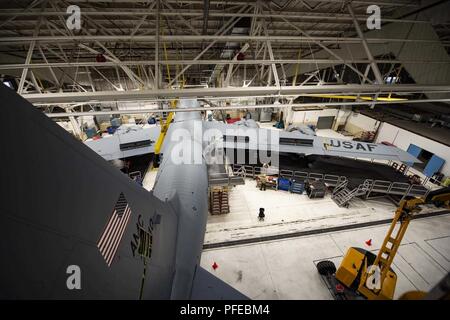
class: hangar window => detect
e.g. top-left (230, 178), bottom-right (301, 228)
top-left (223, 135), bottom-right (250, 143)
top-left (119, 140), bottom-right (152, 151)
top-left (279, 137), bottom-right (313, 146)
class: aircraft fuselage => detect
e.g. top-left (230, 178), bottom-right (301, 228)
top-left (152, 105), bottom-right (208, 299)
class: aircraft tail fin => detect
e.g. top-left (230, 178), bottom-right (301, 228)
top-left (0, 84), bottom-right (175, 299)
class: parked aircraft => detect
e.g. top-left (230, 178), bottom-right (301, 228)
top-left (0, 84), bottom-right (418, 299)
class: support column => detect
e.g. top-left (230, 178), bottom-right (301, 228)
top-left (264, 24), bottom-right (280, 87)
top-left (155, 0), bottom-right (160, 90)
top-left (18, 18), bottom-right (43, 94)
top-left (348, 3), bottom-right (384, 84)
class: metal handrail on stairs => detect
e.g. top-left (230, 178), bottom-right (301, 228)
top-left (231, 164), bottom-right (430, 207)
top-left (332, 179), bottom-right (348, 196)
top-left (332, 179), bottom-right (372, 208)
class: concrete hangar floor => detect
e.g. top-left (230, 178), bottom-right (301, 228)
top-left (143, 171), bottom-right (450, 300)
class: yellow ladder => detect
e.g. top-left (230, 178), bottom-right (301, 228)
top-left (360, 198), bottom-right (423, 298)
top-left (154, 100), bottom-right (176, 156)
top-left (374, 202), bottom-right (414, 281)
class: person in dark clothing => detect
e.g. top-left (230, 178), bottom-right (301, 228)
top-left (259, 176), bottom-right (267, 191)
top-left (259, 163), bottom-right (269, 191)
top-left (258, 208), bottom-right (265, 221)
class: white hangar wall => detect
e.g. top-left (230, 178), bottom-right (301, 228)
top-left (376, 122), bottom-right (450, 176)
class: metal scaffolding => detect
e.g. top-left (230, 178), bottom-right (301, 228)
top-left (0, 0), bottom-right (448, 110)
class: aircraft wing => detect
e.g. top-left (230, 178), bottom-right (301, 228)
top-left (204, 121), bottom-right (419, 164)
top-left (0, 84), bottom-right (178, 299)
top-left (84, 125), bottom-right (161, 161)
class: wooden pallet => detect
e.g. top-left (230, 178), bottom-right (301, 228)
top-left (209, 186), bottom-right (230, 215)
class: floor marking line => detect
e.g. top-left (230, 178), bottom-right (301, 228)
top-left (423, 238), bottom-right (450, 265)
top-left (415, 241), bottom-right (448, 273)
top-left (203, 210), bottom-right (450, 250)
top-left (397, 248), bottom-right (431, 286)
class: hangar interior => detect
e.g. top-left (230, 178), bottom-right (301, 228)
top-left (1, 0), bottom-right (450, 300)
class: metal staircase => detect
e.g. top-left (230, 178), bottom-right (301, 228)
top-left (233, 165), bottom-right (247, 178)
top-left (232, 164), bottom-right (430, 207)
top-left (332, 180), bottom-right (372, 208)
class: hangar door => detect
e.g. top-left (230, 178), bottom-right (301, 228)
top-left (424, 155), bottom-right (445, 177)
top-left (407, 144), bottom-right (445, 177)
top-left (316, 116), bottom-right (335, 129)
top-left (406, 144), bottom-right (422, 167)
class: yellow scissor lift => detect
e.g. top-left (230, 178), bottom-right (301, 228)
top-left (152, 100), bottom-right (177, 169)
top-left (316, 188), bottom-right (450, 300)
top-left (151, 35), bottom-right (185, 169)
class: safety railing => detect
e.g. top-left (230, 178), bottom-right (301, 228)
top-left (308, 172), bottom-right (324, 181)
top-left (280, 169), bottom-right (344, 187)
top-left (408, 184), bottom-right (429, 197)
top-left (324, 174), bottom-right (345, 186)
top-left (232, 164), bottom-right (430, 201)
top-left (293, 171), bottom-right (308, 181)
top-left (279, 169), bottom-right (293, 177)
top-left (369, 180), bottom-right (392, 193)
top-left (232, 164), bottom-right (261, 179)
top-left (210, 165), bottom-right (245, 186)
top-left (389, 182), bottom-right (411, 195)
top-left (365, 179), bottom-right (429, 201)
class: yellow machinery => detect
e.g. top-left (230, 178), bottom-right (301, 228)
top-left (152, 29), bottom-right (184, 168)
top-left (317, 188), bottom-right (450, 300)
top-left (304, 94), bottom-right (407, 102)
top-left (399, 272), bottom-right (450, 300)
top-left (153, 100), bottom-right (176, 164)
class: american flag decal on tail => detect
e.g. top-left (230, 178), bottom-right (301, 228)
top-left (97, 192), bottom-right (132, 266)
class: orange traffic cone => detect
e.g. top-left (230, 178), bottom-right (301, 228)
top-left (212, 262), bottom-right (218, 270)
top-left (365, 239), bottom-right (372, 246)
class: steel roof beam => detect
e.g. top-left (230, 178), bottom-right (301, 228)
top-left (0, 35), bottom-right (444, 45)
top-left (61, 0), bottom-right (417, 7)
top-left (43, 98), bottom-right (450, 117)
top-left (21, 84), bottom-right (450, 104)
top-left (0, 11), bottom-right (429, 24)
